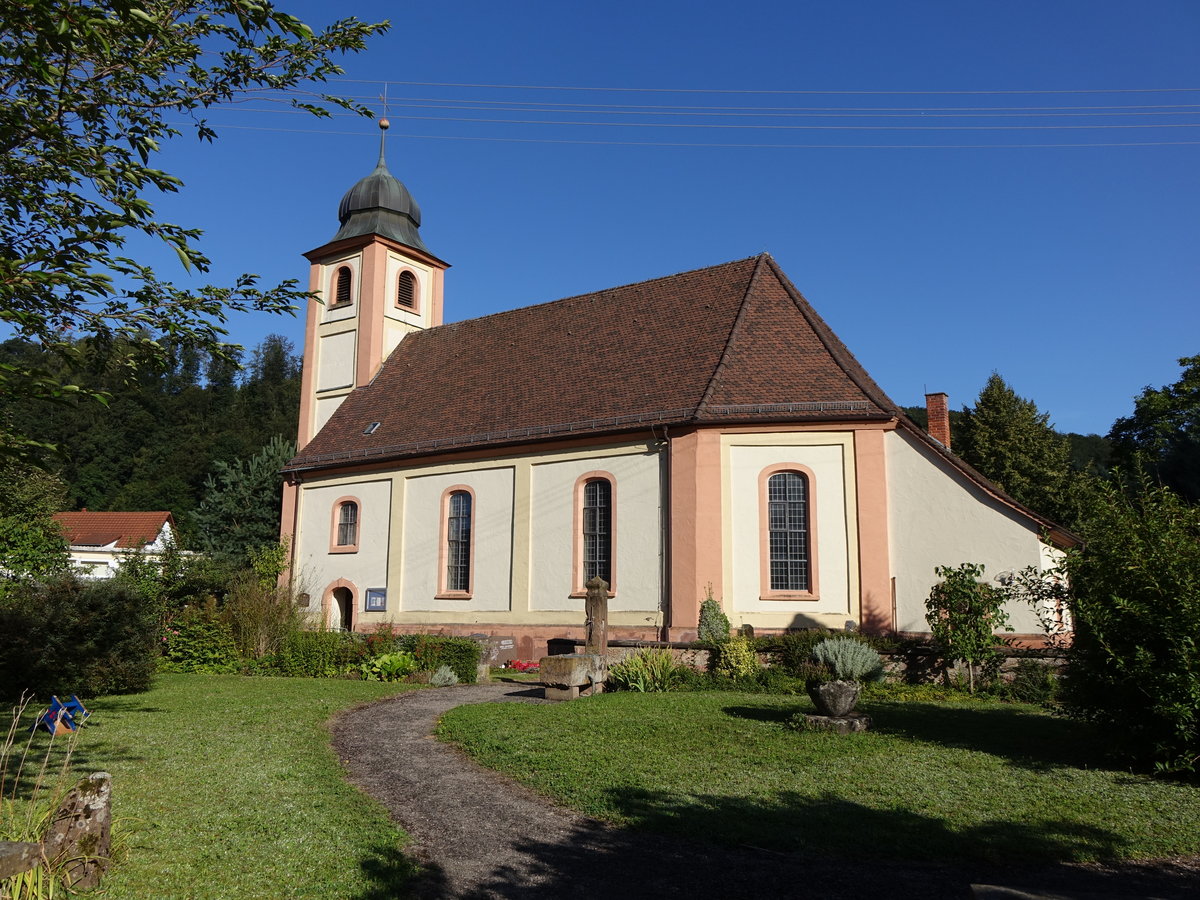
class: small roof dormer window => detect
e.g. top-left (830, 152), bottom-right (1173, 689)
top-left (363, 422), bottom-right (381, 435)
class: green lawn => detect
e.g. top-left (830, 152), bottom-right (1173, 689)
top-left (438, 691), bottom-right (1200, 865)
top-left (54, 675), bottom-right (419, 899)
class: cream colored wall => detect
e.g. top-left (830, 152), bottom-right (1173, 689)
top-left (319, 254), bottom-right (360, 324)
top-left (295, 478), bottom-right (392, 626)
top-left (313, 395), bottom-right (347, 436)
top-left (316, 330), bottom-right (356, 392)
top-left (528, 449), bottom-right (662, 614)
top-left (724, 434), bottom-right (858, 630)
top-left (400, 466), bottom-right (515, 612)
top-left (886, 429), bottom-right (1050, 633)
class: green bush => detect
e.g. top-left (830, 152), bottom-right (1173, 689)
top-left (926, 562), bottom-right (1011, 692)
top-left (997, 658), bottom-right (1060, 705)
top-left (766, 629), bottom-right (831, 675)
top-left (711, 635), bottom-right (759, 680)
top-left (270, 630), bottom-right (367, 678)
top-left (431, 665), bottom-right (459, 687)
top-left (811, 636), bottom-right (885, 682)
top-left (395, 633), bottom-right (480, 684)
top-left (359, 651), bottom-right (417, 682)
top-left (222, 572), bottom-right (303, 660)
top-left (161, 602), bottom-right (240, 674)
top-left (0, 577), bottom-right (158, 699)
top-left (697, 588), bottom-right (731, 645)
top-left (607, 648), bottom-right (682, 692)
top-left (1061, 477), bottom-right (1200, 777)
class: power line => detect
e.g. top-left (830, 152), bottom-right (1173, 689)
top-left (332, 78), bottom-right (1200, 96)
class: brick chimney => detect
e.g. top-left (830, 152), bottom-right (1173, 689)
top-left (925, 392), bottom-right (951, 450)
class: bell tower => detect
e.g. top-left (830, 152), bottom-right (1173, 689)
top-left (295, 119), bottom-right (450, 449)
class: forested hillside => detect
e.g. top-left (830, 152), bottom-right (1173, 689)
top-left (0, 335), bottom-right (300, 538)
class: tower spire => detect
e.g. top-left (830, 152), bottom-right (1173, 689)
top-left (376, 85), bottom-right (390, 168)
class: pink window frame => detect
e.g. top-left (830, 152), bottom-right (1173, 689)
top-left (570, 471), bottom-right (617, 597)
top-left (395, 268), bottom-right (421, 313)
top-left (329, 496), bottom-right (361, 554)
top-left (758, 464), bottom-right (819, 601)
top-left (436, 485), bottom-right (475, 599)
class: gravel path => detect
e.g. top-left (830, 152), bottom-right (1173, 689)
top-left (331, 683), bottom-right (1200, 899)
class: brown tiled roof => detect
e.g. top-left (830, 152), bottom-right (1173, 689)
top-left (289, 254), bottom-right (898, 470)
top-left (53, 511), bottom-right (174, 549)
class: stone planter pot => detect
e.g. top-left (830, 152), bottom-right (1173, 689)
top-left (807, 680), bottom-right (861, 717)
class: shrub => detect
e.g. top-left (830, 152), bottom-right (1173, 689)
top-left (926, 562), bottom-right (1011, 692)
top-left (161, 601), bottom-right (239, 674)
top-left (697, 586), bottom-right (731, 645)
top-left (271, 630), bottom-right (366, 678)
top-left (222, 573), bottom-right (303, 660)
top-left (998, 658), bottom-right (1059, 705)
top-left (1061, 477), bottom-right (1200, 777)
top-left (607, 648), bottom-right (682, 692)
top-left (768, 629), bottom-right (832, 676)
top-left (359, 651), bottom-right (417, 682)
top-left (431, 665), bottom-right (459, 687)
top-left (711, 635), bottom-right (759, 680)
top-left (395, 634), bottom-right (480, 684)
top-left (811, 637), bottom-right (885, 682)
top-left (0, 577), bottom-right (158, 699)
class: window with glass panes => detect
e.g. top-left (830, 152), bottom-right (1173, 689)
top-left (767, 471), bottom-right (809, 591)
top-left (582, 479), bottom-right (611, 585)
top-left (445, 491), bottom-right (472, 592)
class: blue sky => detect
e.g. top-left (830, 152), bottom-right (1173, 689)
top-left (138, 1), bottom-right (1198, 436)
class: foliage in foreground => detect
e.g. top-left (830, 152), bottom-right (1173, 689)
top-left (696, 587), bottom-right (731, 645)
top-left (1062, 477), bottom-right (1200, 777)
top-left (607, 648), bottom-right (684, 692)
top-left (439, 691), bottom-right (1200, 864)
top-left (811, 637), bottom-right (885, 682)
top-left (0, 1), bottom-right (386, 452)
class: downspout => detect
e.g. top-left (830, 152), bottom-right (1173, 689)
top-left (660, 425), bottom-right (672, 642)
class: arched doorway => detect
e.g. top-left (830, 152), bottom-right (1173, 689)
top-left (332, 586), bottom-right (354, 632)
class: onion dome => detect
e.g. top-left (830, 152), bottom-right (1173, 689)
top-left (331, 124), bottom-right (430, 253)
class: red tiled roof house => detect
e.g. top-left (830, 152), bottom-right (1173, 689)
top-left (53, 510), bottom-right (176, 579)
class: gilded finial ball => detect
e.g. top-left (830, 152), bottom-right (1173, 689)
top-left (379, 117), bottom-right (390, 130)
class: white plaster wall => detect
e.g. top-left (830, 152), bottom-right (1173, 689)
top-left (886, 429), bottom-right (1049, 633)
top-left (528, 451), bottom-right (662, 613)
top-left (317, 330), bottom-right (356, 392)
top-left (296, 479), bottom-right (392, 623)
top-left (728, 442), bottom-right (852, 619)
top-left (400, 467), bottom-right (514, 612)
top-left (313, 395), bottom-right (346, 436)
top-left (320, 255), bottom-right (360, 323)
top-left (383, 253), bottom-right (434, 328)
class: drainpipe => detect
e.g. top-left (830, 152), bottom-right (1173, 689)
top-left (660, 426), bottom-right (673, 642)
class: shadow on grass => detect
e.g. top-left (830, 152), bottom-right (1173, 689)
top-left (354, 840), bottom-right (429, 900)
top-left (427, 791), bottom-right (1199, 900)
top-left (862, 701), bottom-right (1112, 772)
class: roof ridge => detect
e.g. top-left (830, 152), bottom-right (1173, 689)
top-left (693, 253), bottom-right (772, 420)
top-left (762, 255), bottom-right (898, 415)
top-left (422, 255), bottom-right (766, 334)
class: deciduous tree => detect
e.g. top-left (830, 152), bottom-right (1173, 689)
top-left (0, 1), bottom-right (385, 450)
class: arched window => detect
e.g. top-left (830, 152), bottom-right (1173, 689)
top-left (582, 479), bottom-right (611, 585)
top-left (767, 471), bottom-right (809, 591)
top-left (330, 497), bottom-right (360, 553)
top-left (333, 266), bottom-right (352, 306)
top-left (441, 489), bottom-right (473, 595)
top-left (572, 472), bottom-right (617, 595)
top-left (396, 270), bottom-right (417, 309)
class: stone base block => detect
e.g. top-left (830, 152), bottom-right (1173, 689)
top-left (539, 653), bottom-right (605, 687)
top-left (801, 712), bottom-right (871, 734)
top-left (544, 685), bottom-right (580, 701)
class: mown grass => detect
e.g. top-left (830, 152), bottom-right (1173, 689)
top-left (27, 675), bottom-right (420, 899)
top-left (438, 691), bottom-right (1200, 865)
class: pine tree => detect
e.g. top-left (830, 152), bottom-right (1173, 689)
top-left (959, 374), bottom-right (1073, 522)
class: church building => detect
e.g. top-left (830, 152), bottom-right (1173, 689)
top-left (280, 136), bottom-right (1074, 655)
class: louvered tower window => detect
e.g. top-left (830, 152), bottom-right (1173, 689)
top-left (334, 266), bottom-right (352, 305)
top-left (397, 270), bottom-right (416, 309)
top-left (767, 471), bottom-right (809, 591)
